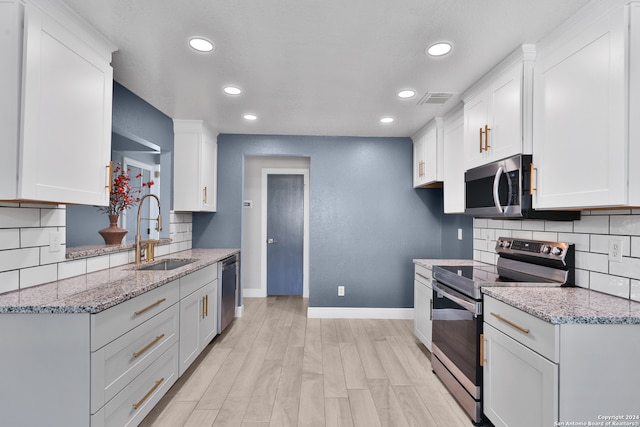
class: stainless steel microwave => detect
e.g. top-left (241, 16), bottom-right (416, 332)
top-left (464, 154), bottom-right (580, 220)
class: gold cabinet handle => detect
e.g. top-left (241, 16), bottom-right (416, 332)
top-left (490, 312), bottom-right (530, 334)
top-left (205, 294), bottom-right (209, 317)
top-left (202, 296), bottom-right (205, 319)
top-left (418, 160), bottom-right (425, 177)
top-left (133, 334), bottom-right (165, 358)
top-left (479, 127), bottom-right (484, 152)
top-left (134, 298), bottom-right (167, 316)
top-left (530, 162), bottom-right (537, 195)
top-left (133, 378), bottom-right (164, 409)
top-left (479, 333), bottom-right (484, 367)
top-left (203, 186), bottom-right (207, 203)
top-left (105, 161), bottom-right (113, 190)
top-left (484, 125), bottom-right (491, 151)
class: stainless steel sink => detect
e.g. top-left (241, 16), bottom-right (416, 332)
top-left (137, 259), bottom-right (194, 271)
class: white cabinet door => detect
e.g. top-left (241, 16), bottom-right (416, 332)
top-left (443, 105), bottom-right (465, 213)
top-left (412, 118), bottom-right (443, 188)
top-left (173, 119), bottom-right (218, 212)
top-left (413, 279), bottom-right (432, 351)
top-left (484, 324), bottom-right (558, 427)
top-left (178, 287), bottom-right (202, 376)
top-left (200, 280), bottom-right (218, 345)
top-left (1, 0), bottom-right (115, 205)
top-left (464, 63), bottom-right (524, 170)
top-left (533, 4), bottom-right (627, 208)
top-left (20, 0), bottom-right (113, 205)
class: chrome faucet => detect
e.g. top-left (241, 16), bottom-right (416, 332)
top-left (135, 194), bottom-right (162, 264)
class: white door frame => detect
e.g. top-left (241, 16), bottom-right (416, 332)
top-left (261, 168), bottom-right (310, 298)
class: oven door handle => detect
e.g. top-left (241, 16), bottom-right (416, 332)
top-left (432, 282), bottom-right (482, 316)
top-left (493, 166), bottom-right (504, 214)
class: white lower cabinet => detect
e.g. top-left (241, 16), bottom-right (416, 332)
top-left (484, 295), bottom-right (640, 426)
top-left (179, 264), bottom-right (218, 376)
top-left (413, 264), bottom-right (433, 351)
top-left (0, 263), bottom-right (221, 427)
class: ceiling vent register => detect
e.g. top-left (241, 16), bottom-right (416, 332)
top-left (417, 92), bottom-right (453, 105)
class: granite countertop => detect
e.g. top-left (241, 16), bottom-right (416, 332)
top-left (413, 258), bottom-right (489, 270)
top-left (483, 286), bottom-right (640, 325)
top-left (0, 248), bottom-right (239, 315)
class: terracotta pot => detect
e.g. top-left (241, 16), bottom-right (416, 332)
top-left (98, 214), bottom-right (128, 245)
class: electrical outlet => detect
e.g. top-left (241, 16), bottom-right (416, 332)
top-left (458, 228), bottom-right (463, 241)
top-left (609, 238), bottom-right (623, 263)
top-left (338, 285), bottom-right (345, 297)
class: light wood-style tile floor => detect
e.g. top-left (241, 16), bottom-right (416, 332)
top-left (140, 296), bottom-right (472, 427)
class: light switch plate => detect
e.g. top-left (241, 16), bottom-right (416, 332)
top-left (458, 228), bottom-right (463, 240)
top-left (338, 285), bottom-right (345, 297)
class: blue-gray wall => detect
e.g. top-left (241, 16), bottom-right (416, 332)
top-left (66, 82), bottom-right (173, 247)
top-left (193, 134), bottom-right (473, 308)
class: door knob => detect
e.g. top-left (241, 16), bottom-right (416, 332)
top-left (267, 238), bottom-right (277, 244)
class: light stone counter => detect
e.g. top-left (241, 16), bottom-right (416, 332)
top-left (483, 286), bottom-right (640, 325)
top-left (0, 248), bottom-right (238, 314)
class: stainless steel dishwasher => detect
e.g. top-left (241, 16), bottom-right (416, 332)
top-left (218, 254), bottom-right (238, 333)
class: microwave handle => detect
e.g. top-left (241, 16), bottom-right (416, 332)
top-left (493, 166), bottom-right (504, 213)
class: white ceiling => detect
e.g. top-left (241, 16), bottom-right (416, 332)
top-left (63, 0), bottom-right (589, 138)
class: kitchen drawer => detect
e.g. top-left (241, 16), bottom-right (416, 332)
top-left (91, 280), bottom-right (179, 351)
top-left (91, 303), bottom-right (179, 413)
top-left (414, 264), bottom-right (432, 285)
top-left (484, 296), bottom-right (559, 362)
top-left (180, 263), bottom-right (217, 298)
top-left (91, 342), bottom-right (179, 427)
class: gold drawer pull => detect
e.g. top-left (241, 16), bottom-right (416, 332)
top-left (133, 334), bottom-right (165, 358)
top-left (133, 378), bottom-right (164, 410)
top-left (530, 162), bottom-right (537, 195)
top-left (205, 294), bottom-right (209, 317)
top-left (105, 162), bottom-right (113, 190)
top-left (490, 312), bottom-right (530, 334)
top-left (134, 298), bottom-right (167, 316)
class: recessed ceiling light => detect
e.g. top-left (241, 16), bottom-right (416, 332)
top-left (189, 37), bottom-right (214, 52)
top-left (397, 89), bottom-right (416, 99)
top-left (224, 86), bottom-right (242, 95)
top-left (380, 117), bottom-right (394, 124)
top-left (426, 42), bottom-right (452, 57)
top-left (243, 114), bottom-right (257, 121)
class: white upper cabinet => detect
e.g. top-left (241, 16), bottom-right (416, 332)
top-left (0, 0), bottom-right (116, 205)
top-left (462, 45), bottom-right (535, 170)
top-left (443, 105), bottom-right (465, 213)
top-left (173, 120), bottom-right (218, 212)
top-left (532, 0), bottom-right (640, 209)
top-left (412, 117), bottom-right (443, 188)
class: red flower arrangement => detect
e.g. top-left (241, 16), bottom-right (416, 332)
top-left (101, 162), bottom-right (154, 215)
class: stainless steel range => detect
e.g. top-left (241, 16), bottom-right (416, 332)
top-left (430, 237), bottom-right (575, 425)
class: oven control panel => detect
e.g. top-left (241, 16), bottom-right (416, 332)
top-left (496, 238), bottom-right (572, 261)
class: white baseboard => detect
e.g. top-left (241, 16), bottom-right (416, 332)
top-left (307, 307), bottom-right (414, 319)
top-left (242, 289), bottom-right (266, 298)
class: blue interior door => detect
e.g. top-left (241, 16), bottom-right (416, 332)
top-left (267, 174), bottom-right (304, 296)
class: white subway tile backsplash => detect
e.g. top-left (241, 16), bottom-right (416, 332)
top-left (521, 220), bottom-right (545, 231)
top-left (0, 271), bottom-right (19, 294)
top-left (0, 229), bottom-right (20, 250)
top-left (544, 221), bottom-right (573, 233)
top-left (609, 256), bottom-right (640, 281)
top-left (573, 215), bottom-right (609, 234)
top-left (41, 208), bottom-right (65, 227)
top-left (21, 228), bottom-right (51, 248)
top-left (575, 251), bottom-right (609, 274)
top-left (631, 280), bottom-right (640, 302)
top-left (487, 219), bottom-right (504, 229)
top-left (590, 234), bottom-right (630, 256)
top-left (474, 211), bottom-right (640, 302)
top-left (87, 255), bottom-right (110, 273)
top-left (610, 215), bottom-right (640, 236)
top-left (0, 248), bottom-right (40, 273)
top-left (20, 264), bottom-right (58, 288)
top-left (40, 245), bottom-right (67, 265)
top-left (532, 231), bottom-right (558, 242)
top-left (589, 272), bottom-right (630, 298)
top-left (58, 259), bottom-right (87, 280)
top-left (558, 233), bottom-right (590, 251)
top-left (109, 252), bottom-right (130, 268)
top-left (0, 207), bottom-right (40, 229)
top-left (502, 221), bottom-right (522, 230)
